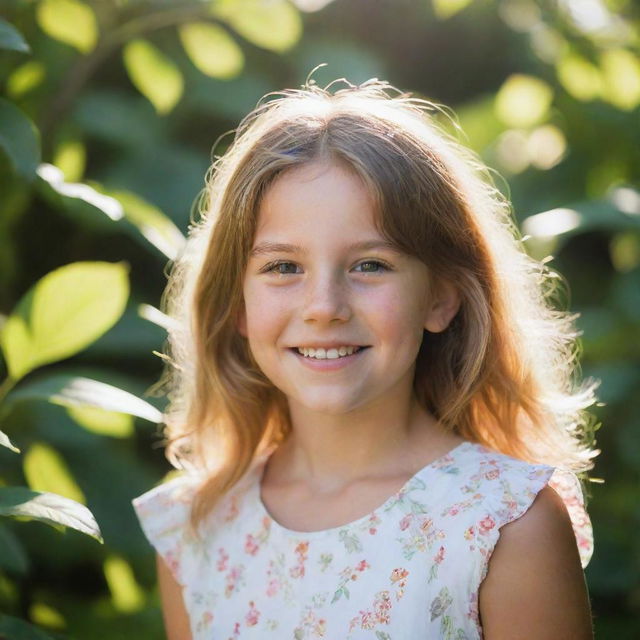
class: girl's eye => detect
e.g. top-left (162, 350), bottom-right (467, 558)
top-left (355, 260), bottom-right (389, 273)
top-left (263, 261), bottom-right (300, 275)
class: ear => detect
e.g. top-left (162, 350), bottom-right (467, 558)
top-left (424, 279), bottom-right (461, 333)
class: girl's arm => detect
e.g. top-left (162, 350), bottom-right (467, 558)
top-left (157, 554), bottom-right (193, 640)
top-left (478, 486), bottom-right (593, 639)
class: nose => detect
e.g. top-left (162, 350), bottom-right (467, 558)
top-left (301, 270), bottom-right (352, 324)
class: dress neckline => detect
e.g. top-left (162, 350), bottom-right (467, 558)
top-left (253, 440), bottom-right (473, 538)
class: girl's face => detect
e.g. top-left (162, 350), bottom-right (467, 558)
top-left (238, 160), bottom-right (458, 416)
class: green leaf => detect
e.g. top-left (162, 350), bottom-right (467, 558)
top-left (104, 554), bottom-right (145, 613)
top-left (100, 188), bottom-right (186, 260)
top-left (212, 0), bottom-right (302, 53)
top-left (495, 74), bottom-right (553, 128)
top-left (0, 98), bottom-right (41, 179)
top-left (123, 39), bottom-right (183, 114)
top-left (179, 22), bottom-right (244, 79)
top-left (0, 17), bottom-right (30, 53)
top-left (0, 522), bottom-right (30, 573)
top-left (0, 429), bottom-right (20, 453)
top-left (0, 261), bottom-right (130, 381)
top-left (24, 442), bottom-right (86, 504)
top-left (7, 61), bottom-right (46, 98)
top-left (6, 373), bottom-right (162, 423)
top-left (36, 0), bottom-right (98, 54)
top-left (0, 615), bottom-right (60, 640)
top-left (67, 405), bottom-right (135, 438)
top-left (0, 486), bottom-right (103, 542)
top-left (432, 0), bottom-right (474, 20)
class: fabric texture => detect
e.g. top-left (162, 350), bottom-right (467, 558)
top-left (132, 441), bottom-right (593, 639)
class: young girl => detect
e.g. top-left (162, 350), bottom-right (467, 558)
top-left (132, 78), bottom-right (597, 640)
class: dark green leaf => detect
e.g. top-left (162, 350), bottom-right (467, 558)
top-left (0, 98), bottom-right (40, 179)
top-left (0, 17), bottom-right (30, 53)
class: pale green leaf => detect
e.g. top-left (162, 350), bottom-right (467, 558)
top-left (7, 61), bottom-right (46, 98)
top-left (601, 48), bottom-right (640, 111)
top-left (0, 261), bottom-right (129, 381)
top-left (432, 0), bottom-right (474, 20)
top-left (123, 39), bottom-right (183, 114)
top-left (104, 555), bottom-right (145, 612)
top-left (103, 189), bottom-right (186, 259)
top-left (67, 405), bottom-right (134, 438)
top-left (0, 430), bottom-right (20, 453)
top-left (0, 486), bottom-right (102, 542)
top-left (36, 0), bottom-right (98, 54)
top-left (5, 373), bottom-right (162, 423)
top-left (495, 74), bottom-right (553, 128)
top-left (0, 98), bottom-right (40, 179)
top-left (179, 22), bottom-right (244, 79)
top-left (0, 523), bottom-right (29, 574)
top-left (23, 442), bottom-right (85, 504)
top-left (0, 17), bottom-right (30, 53)
top-left (212, 0), bottom-right (302, 53)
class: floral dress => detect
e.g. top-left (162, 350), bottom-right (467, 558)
top-left (132, 441), bottom-right (593, 639)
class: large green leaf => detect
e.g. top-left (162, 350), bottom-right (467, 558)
top-left (0, 486), bottom-right (103, 542)
top-left (6, 373), bottom-right (162, 423)
top-left (179, 22), bottom-right (244, 79)
top-left (123, 39), bottom-right (183, 114)
top-left (0, 261), bottom-right (129, 381)
top-left (0, 17), bottom-right (30, 52)
top-left (0, 98), bottom-right (40, 179)
top-left (36, 0), bottom-right (98, 54)
top-left (0, 615), bottom-right (61, 640)
top-left (212, 0), bottom-right (302, 53)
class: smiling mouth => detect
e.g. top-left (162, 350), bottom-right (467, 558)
top-left (291, 346), bottom-right (370, 360)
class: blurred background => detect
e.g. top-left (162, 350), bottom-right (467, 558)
top-left (0, 0), bottom-right (638, 638)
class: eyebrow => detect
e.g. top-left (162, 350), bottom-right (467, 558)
top-left (249, 239), bottom-right (402, 258)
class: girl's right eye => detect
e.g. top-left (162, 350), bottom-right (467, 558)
top-left (262, 261), bottom-right (300, 275)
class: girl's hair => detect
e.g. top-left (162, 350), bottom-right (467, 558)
top-left (152, 78), bottom-right (599, 533)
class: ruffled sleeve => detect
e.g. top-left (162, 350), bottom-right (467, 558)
top-left (483, 457), bottom-right (593, 569)
top-left (131, 473), bottom-right (203, 587)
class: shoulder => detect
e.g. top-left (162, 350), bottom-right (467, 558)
top-left (478, 486), bottom-right (593, 639)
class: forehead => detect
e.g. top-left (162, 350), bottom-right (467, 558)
top-left (254, 161), bottom-right (381, 239)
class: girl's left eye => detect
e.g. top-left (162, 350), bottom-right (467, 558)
top-left (261, 260), bottom-right (391, 275)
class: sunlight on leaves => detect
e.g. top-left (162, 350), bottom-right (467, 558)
top-left (432, 0), bottom-right (474, 20)
top-left (556, 52), bottom-right (603, 101)
top-left (123, 39), bottom-right (183, 114)
top-left (0, 261), bottom-right (129, 381)
top-left (29, 602), bottom-right (66, 630)
top-left (495, 74), bottom-right (553, 128)
top-left (526, 124), bottom-right (567, 170)
top-left (600, 48), bottom-right (640, 111)
top-left (52, 138), bottom-right (86, 182)
top-left (0, 486), bottom-right (102, 542)
top-left (36, 0), bottom-right (98, 54)
top-left (212, 0), bottom-right (302, 53)
top-left (179, 22), bottom-right (244, 79)
top-left (104, 555), bottom-right (145, 613)
top-left (7, 61), bottom-right (46, 98)
top-left (67, 405), bottom-right (134, 438)
top-left (23, 443), bottom-right (85, 504)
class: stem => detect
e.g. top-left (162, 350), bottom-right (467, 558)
top-left (40, 3), bottom-right (213, 151)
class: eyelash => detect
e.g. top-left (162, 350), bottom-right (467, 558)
top-left (261, 260), bottom-right (392, 275)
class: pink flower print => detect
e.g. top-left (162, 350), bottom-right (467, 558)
top-left (217, 548), bottom-right (229, 572)
top-left (266, 577), bottom-right (279, 597)
top-left (390, 568), bottom-right (408, 583)
top-left (399, 514), bottom-right (412, 531)
top-left (420, 517), bottom-right (433, 533)
top-left (244, 533), bottom-right (259, 556)
top-left (245, 600), bottom-right (260, 627)
top-left (358, 610), bottom-right (376, 630)
top-left (479, 515), bottom-right (496, 535)
top-left (165, 551), bottom-right (180, 577)
top-left (314, 619), bottom-right (326, 637)
top-left (225, 495), bottom-right (239, 522)
top-left (356, 559), bottom-right (369, 572)
top-left (464, 525), bottom-right (475, 540)
top-left (224, 565), bottom-right (244, 598)
top-left (434, 545), bottom-right (445, 565)
top-left (485, 469), bottom-right (500, 481)
top-left (290, 564), bottom-right (305, 579)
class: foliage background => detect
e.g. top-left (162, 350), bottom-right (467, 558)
top-left (0, 0), bottom-right (638, 638)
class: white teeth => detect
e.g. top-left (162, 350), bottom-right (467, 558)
top-left (297, 346), bottom-right (361, 359)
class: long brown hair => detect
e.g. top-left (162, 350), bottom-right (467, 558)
top-left (152, 79), bottom-right (598, 533)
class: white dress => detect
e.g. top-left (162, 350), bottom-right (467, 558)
top-left (132, 441), bottom-right (593, 639)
